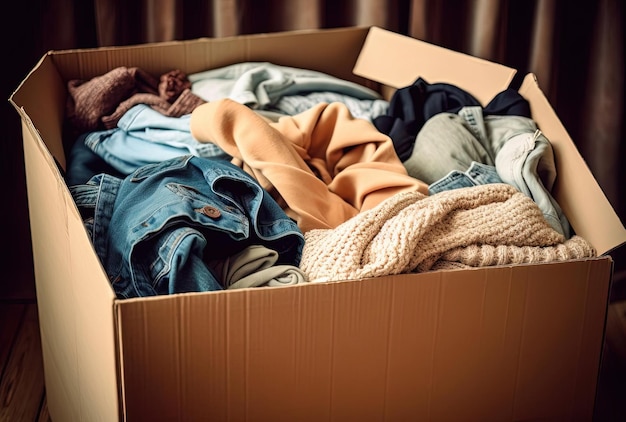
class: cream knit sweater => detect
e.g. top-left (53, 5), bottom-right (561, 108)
top-left (300, 183), bottom-right (596, 282)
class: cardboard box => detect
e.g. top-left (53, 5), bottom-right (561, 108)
top-left (9, 26), bottom-right (626, 421)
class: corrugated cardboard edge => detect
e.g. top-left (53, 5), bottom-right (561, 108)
top-left (9, 53), bottom-right (68, 169)
top-left (49, 26), bottom-right (375, 96)
top-left (9, 54), bottom-right (121, 422)
top-left (353, 26), bottom-right (517, 105)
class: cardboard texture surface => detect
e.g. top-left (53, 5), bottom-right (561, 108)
top-left (19, 109), bottom-right (119, 420)
top-left (115, 261), bottom-right (611, 421)
top-left (9, 26), bottom-right (625, 421)
top-left (353, 26), bottom-right (517, 105)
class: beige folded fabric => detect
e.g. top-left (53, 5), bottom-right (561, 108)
top-left (208, 245), bottom-right (307, 289)
top-left (300, 183), bottom-right (596, 282)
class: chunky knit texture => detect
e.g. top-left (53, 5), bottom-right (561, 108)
top-left (300, 183), bottom-right (596, 282)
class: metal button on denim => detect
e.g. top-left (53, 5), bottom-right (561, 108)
top-left (197, 205), bottom-right (221, 218)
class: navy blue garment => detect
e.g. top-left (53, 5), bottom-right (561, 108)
top-left (373, 77), bottom-right (531, 161)
top-left (484, 89), bottom-right (531, 117)
top-left (69, 155), bottom-right (304, 298)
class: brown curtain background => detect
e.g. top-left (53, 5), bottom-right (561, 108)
top-left (2, 0), bottom-right (625, 296)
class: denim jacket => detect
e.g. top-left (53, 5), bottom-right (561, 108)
top-left (70, 155), bottom-right (304, 298)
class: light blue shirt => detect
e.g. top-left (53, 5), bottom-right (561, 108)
top-left (83, 104), bottom-right (229, 175)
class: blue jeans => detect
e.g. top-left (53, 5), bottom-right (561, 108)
top-left (70, 155), bottom-right (304, 298)
top-left (428, 161), bottom-right (502, 194)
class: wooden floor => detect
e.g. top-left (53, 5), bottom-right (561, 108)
top-left (0, 301), bottom-right (50, 422)
top-left (1, 284), bottom-right (625, 421)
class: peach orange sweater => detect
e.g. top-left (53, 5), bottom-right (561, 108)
top-left (190, 98), bottom-right (428, 232)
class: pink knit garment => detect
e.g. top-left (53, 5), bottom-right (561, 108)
top-left (300, 183), bottom-right (596, 282)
